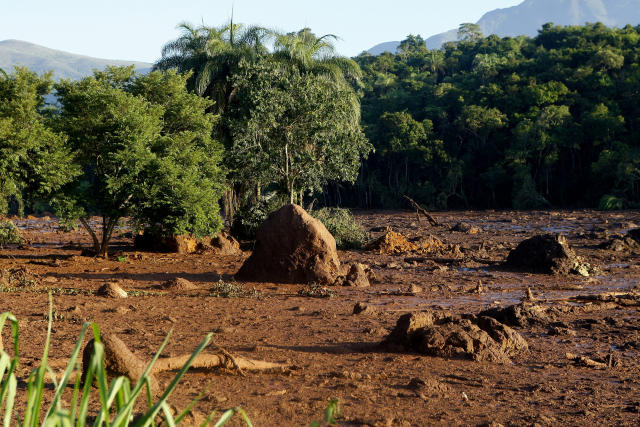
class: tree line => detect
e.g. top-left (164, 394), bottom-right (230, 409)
top-left (349, 22), bottom-right (640, 210)
top-left (2, 21), bottom-right (640, 254)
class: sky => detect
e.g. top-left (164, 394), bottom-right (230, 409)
top-left (0, 0), bottom-right (523, 63)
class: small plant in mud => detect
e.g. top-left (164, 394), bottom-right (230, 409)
top-left (310, 399), bottom-right (342, 426)
top-left (0, 267), bottom-right (37, 289)
top-left (0, 219), bottom-right (23, 246)
top-left (298, 283), bottom-right (337, 299)
top-left (210, 279), bottom-right (262, 298)
top-left (311, 208), bottom-right (368, 249)
top-left (0, 293), bottom-right (254, 426)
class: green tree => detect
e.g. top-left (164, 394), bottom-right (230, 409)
top-left (0, 67), bottom-right (77, 215)
top-left (228, 61), bottom-right (371, 204)
top-left (53, 67), bottom-right (225, 256)
top-left (458, 23), bottom-right (483, 42)
top-left (154, 20), bottom-right (270, 114)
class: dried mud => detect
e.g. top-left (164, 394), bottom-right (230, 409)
top-left (1, 210), bottom-right (640, 425)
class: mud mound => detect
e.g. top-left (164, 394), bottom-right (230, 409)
top-left (451, 222), bottom-right (481, 234)
top-left (97, 282), bottom-right (127, 298)
top-left (479, 302), bottom-right (552, 327)
top-left (506, 234), bottom-right (596, 275)
top-left (342, 263), bottom-right (370, 288)
top-left (385, 312), bottom-right (527, 363)
top-left (134, 233), bottom-right (199, 254)
top-left (201, 232), bottom-right (242, 256)
top-left (161, 277), bottom-right (198, 291)
top-left (601, 228), bottom-right (640, 253)
top-left (236, 204), bottom-right (341, 285)
top-left (366, 232), bottom-right (461, 257)
top-left (366, 231), bottom-right (417, 254)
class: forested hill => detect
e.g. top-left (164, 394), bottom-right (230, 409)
top-left (0, 40), bottom-right (152, 80)
top-left (350, 23), bottom-right (640, 210)
top-left (369, 0), bottom-right (640, 54)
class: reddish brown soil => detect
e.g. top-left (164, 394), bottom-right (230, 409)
top-left (1, 210), bottom-right (639, 426)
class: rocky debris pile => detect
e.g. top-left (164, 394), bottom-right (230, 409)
top-left (353, 302), bottom-right (378, 315)
top-left (237, 204), bottom-right (341, 285)
top-left (366, 231), bottom-right (462, 257)
top-left (451, 222), bottom-right (481, 234)
top-left (479, 302), bottom-right (553, 327)
top-left (335, 263), bottom-right (373, 287)
top-left (97, 282), bottom-right (127, 298)
top-left (600, 228), bottom-right (640, 253)
top-left (506, 234), bottom-right (597, 276)
top-left (199, 231), bottom-right (242, 256)
top-left (384, 312), bottom-right (528, 363)
top-left (160, 277), bottom-right (198, 291)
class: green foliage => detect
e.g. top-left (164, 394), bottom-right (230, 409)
top-left (231, 192), bottom-right (286, 240)
top-left (228, 61), bottom-right (371, 204)
top-left (297, 284), bottom-right (336, 299)
top-left (53, 67), bottom-right (225, 255)
top-left (310, 399), bottom-right (341, 426)
top-left (353, 23), bottom-right (640, 209)
top-left (311, 208), bottom-right (368, 249)
top-left (599, 194), bottom-right (624, 211)
top-left (209, 279), bottom-right (261, 298)
top-left (0, 220), bottom-right (22, 246)
top-left (0, 294), bottom-right (252, 426)
top-left (0, 68), bottom-right (77, 215)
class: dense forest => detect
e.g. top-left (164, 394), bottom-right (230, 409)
top-left (347, 23), bottom-right (640, 210)
top-left (2, 21), bottom-right (640, 250)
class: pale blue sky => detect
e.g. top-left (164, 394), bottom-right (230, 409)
top-left (1, 0), bottom-right (523, 62)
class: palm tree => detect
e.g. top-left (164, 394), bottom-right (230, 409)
top-left (426, 50), bottom-right (446, 83)
top-left (271, 28), bottom-right (362, 88)
top-left (154, 20), bottom-right (270, 114)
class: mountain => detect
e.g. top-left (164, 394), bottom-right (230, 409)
top-left (0, 40), bottom-right (152, 80)
top-left (367, 0), bottom-right (640, 55)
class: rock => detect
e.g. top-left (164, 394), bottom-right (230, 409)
top-left (202, 231), bottom-right (242, 256)
top-left (451, 222), bottom-right (481, 234)
top-left (353, 302), bottom-right (378, 315)
top-left (385, 312), bottom-right (435, 348)
top-left (161, 277), bottom-right (198, 291)
top-left (479, 302), bottom-right (552, 327)
top-left (408, 284), bottom-right (422, 294)
top-left (236, 204), bottom-right (341, 285)
top-left (343, 264), bottom-right (370, 288)
top-left (506, 234), bottom-right (595, 275)
top-left (97, 282), bottom-right (127, 298)
top-left (82, 334), bottom-right (159, 394)
top-left (366, 231), bottom-right (417, 254)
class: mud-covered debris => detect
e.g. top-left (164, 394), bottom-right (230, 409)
top-left (366, 231), bottom-right (417, 254)
top-left (97, 282), bottom-right (127, 298)
top-left (600, 228), bottom-right (640, 253)
top-left (134, 233), bottom-right (199, 254)
top-left (506, 234), bottom-right (597, 276)
top-left (451, 222), bottom-right (481, 234)
top-left (353, 302), bottom-right (378, 315)
top-left (406, 376), bottom-right (450, 398)
top-left (385, 312), bottom-right (528, 363)
top-left (237, 204), bottom-right (341, 285)
top-left (82, 334), bottom-right (159, 394)
top-left (344, 263), bottom-right (370, 288)
top-left (479, 302), bottom-right (552, 327)
top-left (201, 231), bottom-right (242, 256)
top-left (161, 277), bottom-right (198, 291)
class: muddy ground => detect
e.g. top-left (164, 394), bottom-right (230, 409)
top-left (1, 210), bottom-right (639, 426)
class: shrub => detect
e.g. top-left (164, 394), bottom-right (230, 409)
top-left (599, 194), bottom-right (624, 211)
top-left (0, 219), bottom-right (22, 246)
top-left (231, 192), bottom-right (285, 240)
top-left (311, 208), bottom-right (368, 249)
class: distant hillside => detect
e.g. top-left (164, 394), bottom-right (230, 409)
top-left (0, 40), bottom-right (152, 80)
top-left (368, 0), bottom-right (640, 54)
